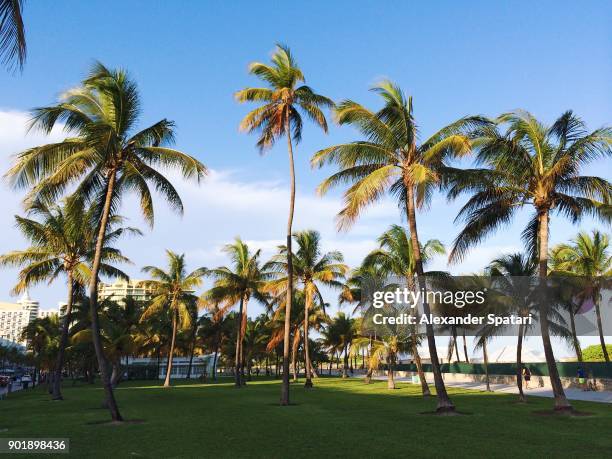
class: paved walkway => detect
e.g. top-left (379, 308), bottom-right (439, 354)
top-left (371, 376), bottom-right (612, 403)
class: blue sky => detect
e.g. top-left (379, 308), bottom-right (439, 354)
top-left (0, 1), bottom-right (610, 355)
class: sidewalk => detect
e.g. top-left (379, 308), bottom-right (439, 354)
top-left (371, 376), bottom-right (612, 403)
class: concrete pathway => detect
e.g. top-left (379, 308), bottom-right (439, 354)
top-left (371, 376), bottom-right (612, 403)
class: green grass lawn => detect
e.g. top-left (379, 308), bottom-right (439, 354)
top-left (1, 377), bottom-right (611, 458)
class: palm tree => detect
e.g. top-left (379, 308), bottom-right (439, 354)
top-left (313, 81), bottom-right (484, 412)
top-left (6, 62), bottom-right (207, 421)
top-left (236, 44), bottom-right (333, 405)
top-left (353, 334), bottom-right (407, 389)
top-left (449, 110), bottom-right (611, 411)
top-left (266, 230), bottom-right (348, 388)
top-left (552, 230), bottom-right (611, 361)
top-left (0, 0), bottom-right (26, 71)
top-left (21, 315), bottom-right (60, 387)
top-left (204, 238), bottom-right (268, 387)
top-left (198, 301), bottom-right (232, 381)
top-left (267, 289), bottom-right (327, 381)
top-left (141, 251), bottom-right (206, 387)
top-left (363, 224), bottom-right (445, 396)
top-left (486, 253), bottom-right (538, 402)
top-left (0, 198), bottom-right (134, 400)
top-left (322, 312), bottom-right (356, 378)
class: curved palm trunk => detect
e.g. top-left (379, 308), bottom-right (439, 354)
top-left (516, 322), bottom-right (526, 402)
top-left (594, 300), bottom-right (609, 362)
top-left (164, 309), bottom-right (178, 387)
top-left (110, 361), bottom-right (122, 387)
top-left (304, 286), bottom-right (313, 388)
top-left (87, 169), bottom-right (123, 421)
top-left (537, 210), bottom-right (572, 411)
top-left (411, 338), bottom-right (431, 396)
top-left (483, 339), bottom-right (491, 392)
top-left (462, 329), bottom-right (470, 363)
top-left (406, 183), bottom-right (454, 412)
top-left (234, 295), bottom-right (245, 387)
top-left (452, 327), bottom-right (461, 362)
top-left (281, 121), bottom-right (295, 406)
top-left (568, 306), bottom-right (582, 362)
top-left (52, 274), bottom-right (75, 400)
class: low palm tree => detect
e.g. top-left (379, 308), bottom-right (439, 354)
top-left (6, 62), bottom-right (207, 421)
top-left (323, 313), bottom-right (356, 378)
top-left (21, 315), bottom-right (60, 387)
top-left (266, 230), bottom-right (347, 388)
top-left (449, 110), bottom-right (611, 411)
top-left (313, 81), bottom-right (485, 412)
top-left (0, 199), bottom-right (135, 400)
top-left (0, 0), bottom-right (26, 71)
top-left (353, 334), bottom-right (407, 389)
top-left (486, 253), bottom-right (540, 402)
top-left (363, 224), bottom-right (445, 396)
top-left (198, 301), bottom-right (232, 381)
top-left (552, 231), bottom-right (611, 362)
top-left (236, 44), bottom-right (333, 405)
top-left (205, 238), bottom-right (268, 387)
top-left (141, 251), bottom-right (206, 387)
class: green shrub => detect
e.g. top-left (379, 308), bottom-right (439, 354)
top-left (581, 344), bottom-right (612, 361)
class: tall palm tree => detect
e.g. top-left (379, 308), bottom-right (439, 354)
top-left (141, 251), bottom-right (205, 387)
top-left (312, 82), bottom-right (482, 412)
top-left (0, 0), bottom-right (26, 71)
top-left (266, 230), bottom-right (348, 388)
top-left (449, 110), bottom-right (611, 411)
top-left (236, 44), bottom-right (333, 405)
top-left (6, 62), bottom-right (207, 421)
top-left (0, 198), bottom-right (134, 400)
top-left (205, 238), bottom-right (268, 387)
top-left (363, 224), bottom-right (445, 396)
top-left (552, 230), bottom-right (611, 361)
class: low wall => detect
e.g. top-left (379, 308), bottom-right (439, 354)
top-left (375, 368), bottom-right (612, 391)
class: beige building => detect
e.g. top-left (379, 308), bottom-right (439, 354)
top-left (0, 292), bottom-right (40, 344)
top-left (98, 279), bottom-right (155, 303)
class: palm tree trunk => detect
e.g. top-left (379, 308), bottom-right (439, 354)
top-left (411, 338), bottom-right (431, 396)
top-left (452, 327), bottom-right (461, 362)
top-left (462, 329), bottom-right (470, 363)
top-left (405, 183), bottom-right (454, 412)
top-left (304, 286), bottom-right (313, 388)
top-left (234, 296), bottom-right (244, 388)
top-left (186, 318), bottom-right (198, 379)
top-left (87, 169), bottom-right (123, 421)
top-left (281, 119), bottom-right (296, 406)
top-left (291, 333), bottom-right (299, 382)
top-left (516, 322), bottom-right (526, 402)
top-left (388, 364), bottom-right (396, 389)
top-left (342, 346), bottom-right (349, 378)
top-left (568, 307), bottom-right (582, 362)
top-left (164, 310), bottom-right (178, 388)
top-left (483, 339), bottom-right (491, 392)
top-left (212, 331), bottom-right (220, 381)
top-left (537, 210), bottom-right (572, 411)
top-left (594, 301), bottom-right (609, 362)
top-left (52, 273), bottom-right (75, 400)
top-left (240, 297), bottom-right (249, 386)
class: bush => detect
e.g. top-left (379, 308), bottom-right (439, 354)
top-left (581, 344), bottom-right (612, 361)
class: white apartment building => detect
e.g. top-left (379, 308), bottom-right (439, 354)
top-left (98, 279), bottom-right (155, 303)
top-left (0, 292), bottom-right (40, 345)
